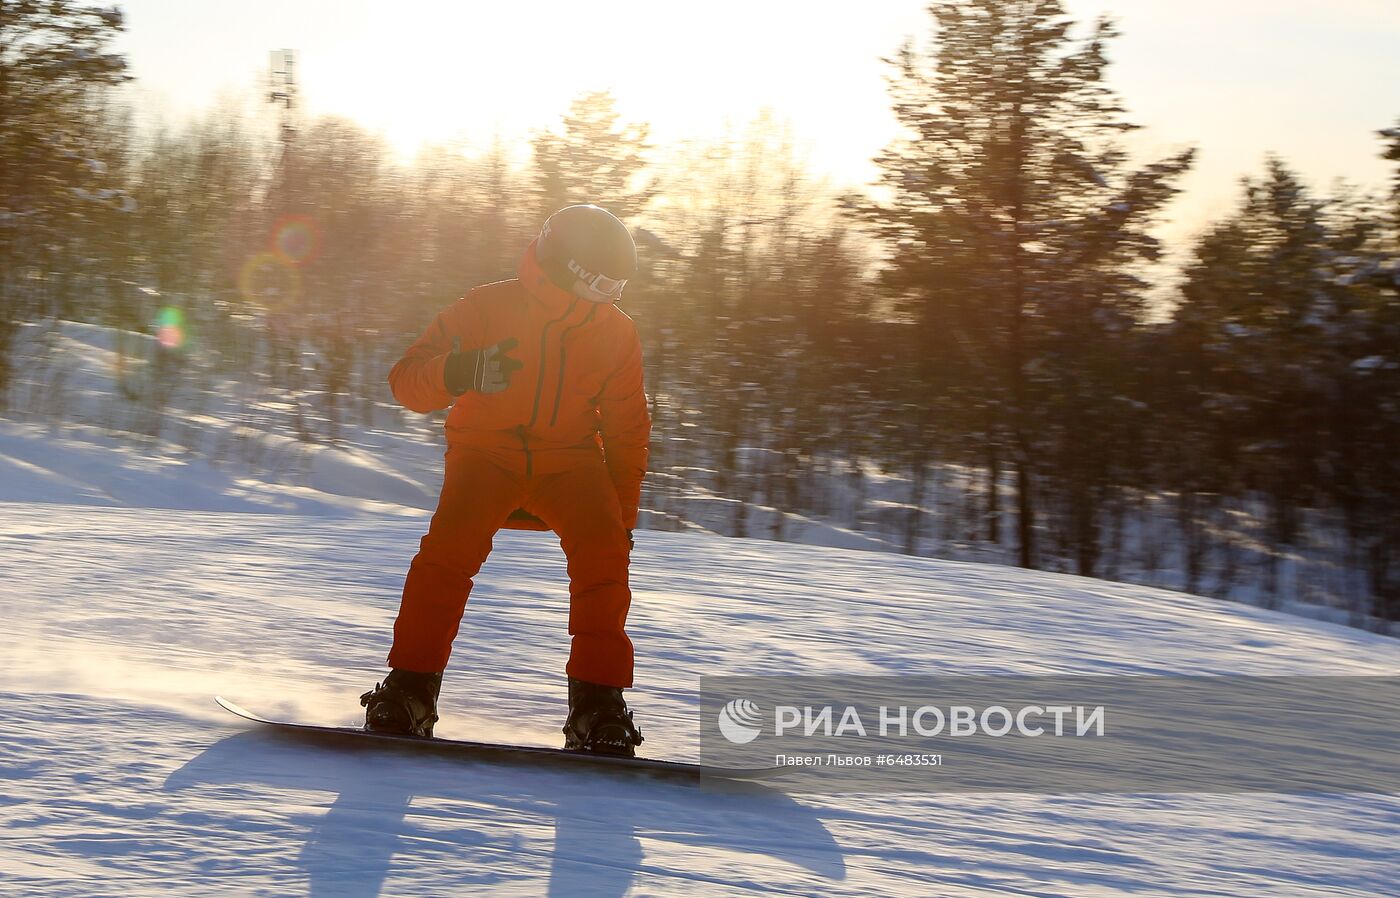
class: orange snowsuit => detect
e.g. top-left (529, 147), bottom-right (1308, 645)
top-left (385, 240), bottom-right (650, 687)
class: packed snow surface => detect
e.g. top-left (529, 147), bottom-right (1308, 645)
top-left (3, 495), bottom-right (1399, 897)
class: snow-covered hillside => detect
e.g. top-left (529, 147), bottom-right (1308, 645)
top-left (3, 494), bottom-right (1398, 897)
top-left (6, 317), bottom-right (1394, 633)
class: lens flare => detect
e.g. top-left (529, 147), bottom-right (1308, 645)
top-left (271, 214), bottom-right (322, 266)
top-left (239, 251), bottom-right (302, 310)
top-left (156, 306), bottom-right (187, 350)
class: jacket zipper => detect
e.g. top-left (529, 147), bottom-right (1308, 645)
top-left (515, 425), bottom-right (533, 479)
top-left (519, 299), bottom-right (579, 478)
top-left (550, 306), bottom-right (599, 427)
top-left (528, 300), bottom-right (579, 429)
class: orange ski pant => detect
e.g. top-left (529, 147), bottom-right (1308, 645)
top-left (387, 446), bottom-right (635, 687)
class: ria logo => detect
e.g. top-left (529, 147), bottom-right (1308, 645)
top-left (717, 698), bottom-right (764, 744)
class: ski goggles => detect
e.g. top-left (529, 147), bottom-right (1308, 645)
top-left (567, 259), bottom-right (628, 302)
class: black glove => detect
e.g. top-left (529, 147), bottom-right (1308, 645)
top-left (627, 530), bottom-right (634, 551)
top-left (445, 336), bottom-right (523, 395)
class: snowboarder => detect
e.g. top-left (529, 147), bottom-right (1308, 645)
top-left (360, 205), bottom-right (650, 756)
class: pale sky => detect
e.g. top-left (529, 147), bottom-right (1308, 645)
top-left (113, 1), bottom-right (1400, 250)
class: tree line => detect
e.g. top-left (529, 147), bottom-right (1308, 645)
top-left (2, 1), bottom-right (1397, 623)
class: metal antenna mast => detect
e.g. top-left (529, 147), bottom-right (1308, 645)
top-left (268, 49), bottom-right (298, 157)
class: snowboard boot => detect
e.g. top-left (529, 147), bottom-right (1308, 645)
top-left (360, 669), bottom-right (442, 738)
top-left (562, 677), bottom-right (644, 757)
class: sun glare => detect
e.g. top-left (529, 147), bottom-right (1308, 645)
top-left (114, 0), bottom-right (1400, 239)
top-left (281, 1), bottom-right (911, 182)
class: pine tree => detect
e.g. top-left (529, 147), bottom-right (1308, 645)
top-left (1345, 125), bottom-right (1400, 618)
top-left (1382, 120), bottom-right (1400, 224)
top-left (529, 91), bottom-right (654, 223)
top-left (0, 0), bottom-right (130, 398)
top-left (856, 0), bottom-right (1193, 570)
top-left (1170, 158), bottom-right (1400, 613)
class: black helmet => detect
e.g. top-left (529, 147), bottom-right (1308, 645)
top-left (537, 204), bottom-right (637, 302)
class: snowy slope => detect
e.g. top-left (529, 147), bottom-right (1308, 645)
top-left (3, 497), bottom-right (1399, 897)
top-left (8, 318), bottom-right (1392, 633)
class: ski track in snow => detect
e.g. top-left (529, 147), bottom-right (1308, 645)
top-left (2, 502), bottom-right (1399, 897)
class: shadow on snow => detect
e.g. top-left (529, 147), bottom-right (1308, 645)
top-left (165, 728), bottom-right (846, 897)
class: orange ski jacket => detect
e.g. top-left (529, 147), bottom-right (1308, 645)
top-left (388, 240), bottom-right (651, 529)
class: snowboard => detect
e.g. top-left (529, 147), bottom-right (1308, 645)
top-left (216, 697), bottom-right (781, 780)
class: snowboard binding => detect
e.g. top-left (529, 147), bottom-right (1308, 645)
top-left (360, 669), bottom-right (442, 738)
top-left (563, 677), bottom-right (644, 758)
